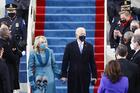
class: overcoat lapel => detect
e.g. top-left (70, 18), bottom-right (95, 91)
top-left (82, 42), bottom-right (87, 55)
top-left (73, 41), bottom-right (81, 55)
top-left (73, 41), bottom-right (87, 56)
top-left (131, 50), bottom-right (140, 61)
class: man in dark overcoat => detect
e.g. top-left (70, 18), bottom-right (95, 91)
top-left (130, 35), bottom-right (140, 93)
top-left (0, 47), bottom-right (11, 93)
top-left (61, 27), bottom-right (97, 93)
top-left (115, 44), bottom-right (139, 93)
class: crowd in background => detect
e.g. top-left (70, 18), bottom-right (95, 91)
top-left (98, 0), bottom-right (140, 93)
top-left (0, 0), bottom-right (30, 93)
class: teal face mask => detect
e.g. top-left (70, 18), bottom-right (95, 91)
top-left (39, 43), bottom-right (46, 49)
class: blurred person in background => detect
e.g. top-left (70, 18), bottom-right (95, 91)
top-left (130, 20), bottom-right (140, 32)
top-left (13, 0), bottom-right (30, 28)
top-left (0, 3), bottom-right (27, 52)
top-left (123, 31), bottom-right (135, 60)
top-left (133, 28), bottom-right (140, 35)
top-left (109, 10), bottom-right (133, 49)
top-left (0, 24), bottom-right (18, 92)
top-left (131, 0), bottom-right (140, 21)
top-left (107, 0), bottom-right (124, 25)
top-left (0, 47), bottom-right (11, 93)
top-left (130, 35), bottom-right (140, 92)
top-left (115, 44), bottom-right (139, 93)
top-left (0, 3), bottom-right (27, 91)
top-left (107, 0), bottom-right (140, 25)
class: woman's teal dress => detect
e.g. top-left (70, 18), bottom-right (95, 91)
top-left (28, 48), bottom-right (60, 93)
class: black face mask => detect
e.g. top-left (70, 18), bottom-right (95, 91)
top-left (79, 35), bottom-right (86, 42)
top-left (8, 13), bottom-right (16, 18)
top-left (120, 19), bottom-right (127, 23)
top-left (131, 26), bottom-right (137, 32)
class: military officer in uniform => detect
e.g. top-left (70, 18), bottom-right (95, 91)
top-left (109, 10), bottom-right (133, 49)
top-left (0, 3), bottom-right (27, 90)
top-left (13, 0), bottom-right (30, 28)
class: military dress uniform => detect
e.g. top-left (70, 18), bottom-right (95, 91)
top-left (13, 0), bottom-right (30, 27)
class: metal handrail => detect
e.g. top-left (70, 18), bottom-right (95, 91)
top-left (27, 0), bottom-right (36, 92)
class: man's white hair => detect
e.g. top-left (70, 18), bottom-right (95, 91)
top-left (124, 31), bottom-right (133, 40)
top-left (75, 27), bottom-right (86, 35)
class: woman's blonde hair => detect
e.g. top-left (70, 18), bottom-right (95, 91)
top-left (33, 36), bottom-right (48, 52)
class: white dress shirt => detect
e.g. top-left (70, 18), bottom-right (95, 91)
top-left (77, 40), bottom-right (84, 53)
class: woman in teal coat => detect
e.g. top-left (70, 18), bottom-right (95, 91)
top-left (28, 36), bottom-right (60, 93)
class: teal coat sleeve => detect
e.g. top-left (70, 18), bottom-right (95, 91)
top-left (50, 49), bottom-right (61, 79)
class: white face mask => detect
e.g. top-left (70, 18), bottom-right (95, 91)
top-left (130, 43), bottom-right (135, 50)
